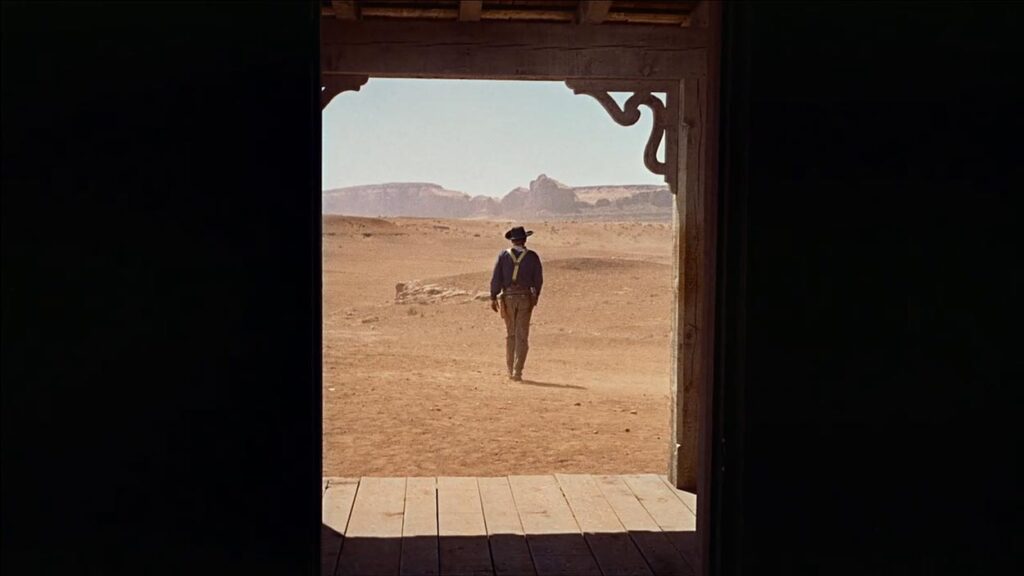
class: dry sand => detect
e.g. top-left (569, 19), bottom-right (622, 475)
top-left (322, 215), bottom-right (674, 476)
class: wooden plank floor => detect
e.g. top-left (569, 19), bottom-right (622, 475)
top-left (322, 475), bottom-right (696, 576)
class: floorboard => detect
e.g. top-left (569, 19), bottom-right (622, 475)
top-left (594, 475), bottom-right (692, 576)
top-left (657, 475), bottom-right (697, 516)
top-left (320, 475), bottom-right (698, 576)
top-left (401, 477), bottom-right (439, 576)
top-left (322, 478), bottom-right (359, 576)
top-left (337, 477), bottom-right (407, 576)
top-left (438, 477), bottom-right (493, 576)
top-left (556, 474), bottom-right (652, 576)
top-left (622, 475), bottom-right (697, 573)
top-left (508, 475), bottom-right (601, 576)
top-left (478, 477), bottom-right (537, 576)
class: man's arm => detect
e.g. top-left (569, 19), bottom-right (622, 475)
top-left (490, 252), bottom-right (503, 300)
top-left (533, 253), bottom-right (543, 305)
top-left (490, 253), bottom-right (506, 313)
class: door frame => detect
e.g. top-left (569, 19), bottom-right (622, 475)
top-left (320, 6), bottom-right (722, 573)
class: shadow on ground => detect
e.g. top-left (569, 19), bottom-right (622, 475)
top-left (516, 379), bottom-right (588, 390)
top-left (322, 525), bottom-right (695, 576)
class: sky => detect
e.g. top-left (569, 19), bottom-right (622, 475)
top-left (322, 78), bottom-right (666, 198)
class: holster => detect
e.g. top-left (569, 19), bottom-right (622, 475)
top-left (498, 296), bottom-right (508, 320)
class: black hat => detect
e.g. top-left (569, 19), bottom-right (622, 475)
top-left (504, 226), bottom-right (533, 241)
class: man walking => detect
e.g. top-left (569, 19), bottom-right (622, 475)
top-left (490, 226), bottom-right (543, 381)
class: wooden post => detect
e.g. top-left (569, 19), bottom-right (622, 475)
top-left (694, 4), bottom-right (721, 575)
top-left (669, 75), bottom-right (708, 493)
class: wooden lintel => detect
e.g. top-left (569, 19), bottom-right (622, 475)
top-left (688, 0), bottom-right (710, 28)
top-left (459, 0), bottom-right (482, 22)
top-left (331, 1), bottom-right (358, 21)
top-left (321, 18), bottom-right (708, 80)
top-left (360, 7), bottom-right (457, 20)
top-left (578, 0), bottom-right (613, 24)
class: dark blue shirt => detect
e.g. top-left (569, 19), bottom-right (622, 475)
top-left (490, 247), bottom-right (543, 299)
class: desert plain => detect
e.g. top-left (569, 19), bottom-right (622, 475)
top-left (322, 215), bottom-right (674, 476)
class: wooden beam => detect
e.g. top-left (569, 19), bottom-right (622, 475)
top-left (606, 12), bottom-right (690, 26)
top-left (331, 0), bottom-right (358, 20)
top-left (321, 18), bottom-right (708, 80)
top-left (459, 0), bottom-right (482, 22)
top-left (359, 6), bottom-right (457, 20)
top-left (578, 0), bottom-right (613, 24)
top-left (688, 0), bottom-right (710, 28)
top-left (481, 9), bottom-right (575, 22)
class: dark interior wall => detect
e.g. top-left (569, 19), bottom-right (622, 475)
top-left (715, 2), bottom-right (1022, 574)
top-left (2, 3), bottom-right (320, 574)
top-left (3, 2), bottom-right (1020, 575)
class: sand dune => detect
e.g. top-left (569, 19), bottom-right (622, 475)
top-left (322, 216), bottom-right (674, 476)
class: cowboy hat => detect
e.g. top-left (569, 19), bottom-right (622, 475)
top-left (504, 226), bottom-right (534, 240)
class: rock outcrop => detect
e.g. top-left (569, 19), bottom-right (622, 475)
top-left (322, 183), bottom-right (473, 218)
top-left (394, 280), bottom-right (486, 305)
top-left (323, 175), bottom-right (673, 219)
top-left (522, 174), bottom-right (584, 215)
top-left (468, 195), bottom-right (500, 216)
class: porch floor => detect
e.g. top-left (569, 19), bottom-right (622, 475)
top-left (322, 474), bottom-right (696, 576)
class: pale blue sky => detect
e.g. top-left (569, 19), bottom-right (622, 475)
top-left (322, 79), bottom-right (665, 198)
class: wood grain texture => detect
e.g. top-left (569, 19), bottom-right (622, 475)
top-left (437, 477), bottom-right (493, 576)
top-left (595, 476), bottom-right (692, 576)
top-left (331, 0), bottom-right (358, 20)
top-left (669, 74), bottom-right (707, 493)
top-left (321, 19), bottom-right (708, 80)
top-left (657, 475), bottom-right (697, 516)
top-left (337, 477), bottom-right (406, 576)
top-left (459, 1), bottom-right (482, 22)
top-left (323, 478), bottom-right (360, 576)
top-left (689, 1), bottom-right (710, 28)
top-left (695, 5), bottom-right (722, 575)
top-left (508, 475), bottom-right (599, 576)
top-left (622, 475), bottom-right (696, 571)
top-left (578, 0), bottom-right (613, 24)
top-left (361, 6), bottom-right (457, 19)
top-left (478, 477), bottom-right (536, 576)
top-left (401, 477), bottom-right (439, 576)
top-left (556, 474), bottom-right (652, 576)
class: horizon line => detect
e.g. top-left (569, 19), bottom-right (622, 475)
top-left (322, 178), bottom-right (670, 194)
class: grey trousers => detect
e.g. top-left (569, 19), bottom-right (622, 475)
top-left (502, 294), bottom-right (534, 376)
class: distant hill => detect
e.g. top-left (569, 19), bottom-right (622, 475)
top-left (322, 174), bottom-right (673, 220)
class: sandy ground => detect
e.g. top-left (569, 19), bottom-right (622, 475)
top-left (322, 216), bottom-right (674, 476)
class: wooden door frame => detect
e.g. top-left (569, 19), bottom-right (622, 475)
top-left (321, 7), bottom-right (722, 573)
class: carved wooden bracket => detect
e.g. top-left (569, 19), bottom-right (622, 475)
top-left (565, 80), bottom-right (679, 193)
top-left (322, 74), bottom-right (369, 110)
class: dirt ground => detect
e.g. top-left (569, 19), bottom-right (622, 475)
top-left (322, 215), bottom-right (674, 476)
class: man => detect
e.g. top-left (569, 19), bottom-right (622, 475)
top-left (490, 226), bottom-right (543, 381)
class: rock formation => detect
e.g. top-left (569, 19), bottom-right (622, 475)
top-left (323, 175), bottom-right (673, 219)
top-left (322, 183), bottom-right (473, 218)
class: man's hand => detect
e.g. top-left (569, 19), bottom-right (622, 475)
top-left (490, 298), bottom-right (499, 313)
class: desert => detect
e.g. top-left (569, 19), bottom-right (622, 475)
top-left (323, 213), bottom-right (675, 476)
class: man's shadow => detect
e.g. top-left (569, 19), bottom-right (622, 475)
top-left (516, 379), bottom-right (587, 390)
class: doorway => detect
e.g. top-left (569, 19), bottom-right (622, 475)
top-left (320, 3), bottom-right (720, 575)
